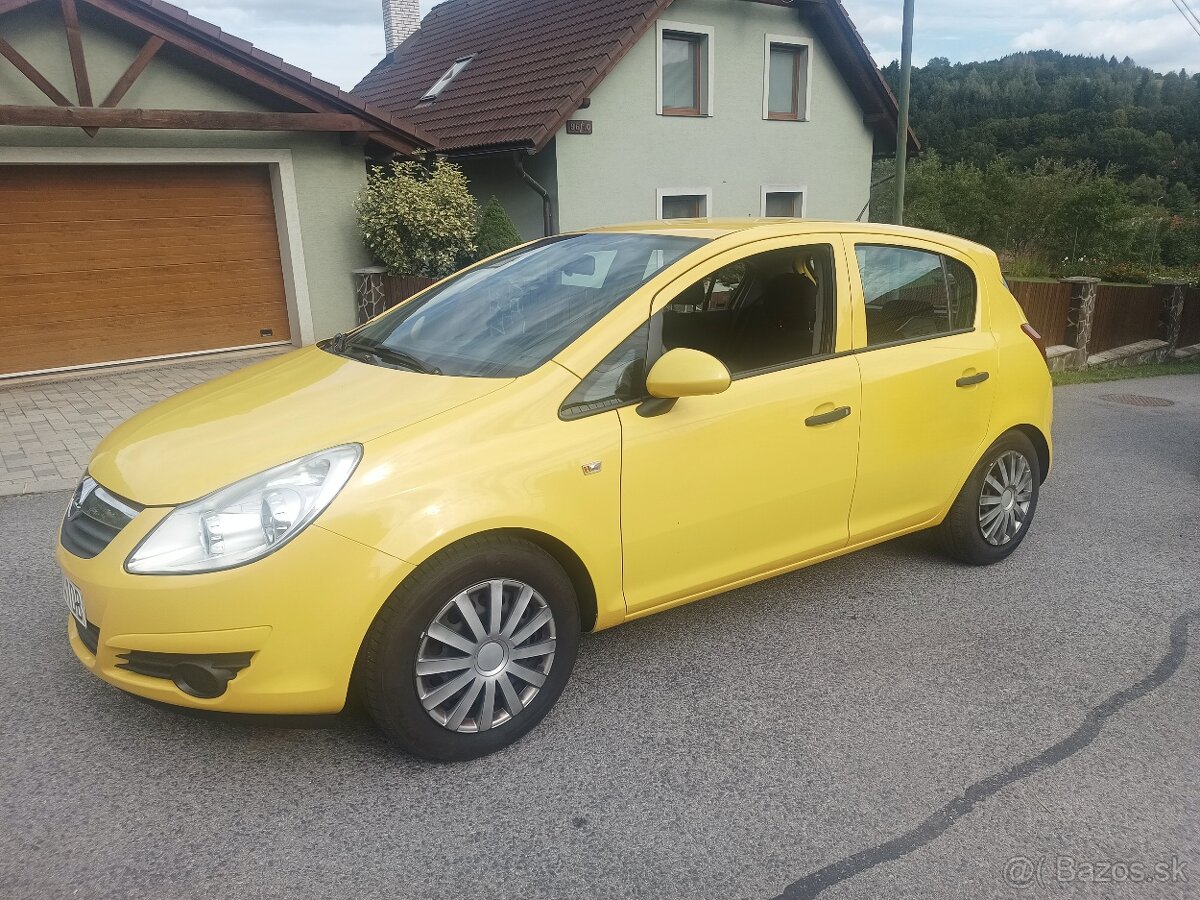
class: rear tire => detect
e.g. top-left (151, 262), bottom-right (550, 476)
top-left (938, 430), bottom-right (1041, 566)
top-left (359, 535), bottom-right (579, 761)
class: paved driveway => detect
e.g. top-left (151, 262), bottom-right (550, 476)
top-left (0, 351), bottom-right (281, 498)
top-left (1, 375), bottom-right (1197, 900)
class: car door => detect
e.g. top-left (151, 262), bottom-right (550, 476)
top-left (845, 237), bottom-right (998, 543)
top-left (617, 235), bottom-right (861, 615)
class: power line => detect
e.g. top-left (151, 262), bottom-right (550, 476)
top-left (1169, 0), bottom-right (1200, 40)
top-left (1177, 0), bottom-right (1200, 29)
top-left (1170, 0), bottom-right (1200, 38)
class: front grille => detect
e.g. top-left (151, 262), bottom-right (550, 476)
top-left (61, 476), bottom-right (142, 559)
top-left (75, 617), bottom-right (100, 655)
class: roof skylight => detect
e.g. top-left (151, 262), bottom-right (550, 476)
top-left (421, 55), bottom-right (474, 102)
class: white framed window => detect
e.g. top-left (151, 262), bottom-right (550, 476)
top-left (658, 188), bottom-right (712, 220)
top-left (763, 35), bottom-right (812, 121)
top-left (657, 21), bottom-right (715, 116)
top-left (421, 55), bottom-right (474, 102)
top-left (761, 185), bottom-right (807, 218)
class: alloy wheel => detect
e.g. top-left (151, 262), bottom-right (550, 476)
top-left (978, 450), bottom-right (1034, 546)
top-left (414, 579), bottom-right (556, 733)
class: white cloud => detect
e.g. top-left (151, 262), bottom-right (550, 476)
top-left (189, 4), bottom-right (387, 87)
top-left (841, 0), bottom-right (1196, 73)
top-left (1013, 14), bottom-right (1198, 72)
top-left (862, 13), bottom-right (902, 33)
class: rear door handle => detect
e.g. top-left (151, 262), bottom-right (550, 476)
top-left (805, 406), bottom-right (852, 427)
top-left (956, 371), bottom-right (990, 388)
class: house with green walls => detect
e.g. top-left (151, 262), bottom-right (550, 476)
top-left (356, 0), bottom-right (919, 241)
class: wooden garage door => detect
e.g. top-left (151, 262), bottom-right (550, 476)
top-left (0, 164), bottom-right (292, 377)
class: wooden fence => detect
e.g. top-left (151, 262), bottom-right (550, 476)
top-left (382, 275), bottom-right (438, 307)
top-left (1089, 284), bottom-right (1166, 355)
top-left (1180, 287), bottom-right (1200, 349)
top-left (1007, 278), bottom-right (1200, 365)
top-left (1006, 281), bottom-right (1071, 346)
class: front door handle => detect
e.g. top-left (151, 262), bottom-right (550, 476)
top-left (956, 371), bottom-right (990, 388)
top-left (805, 406), bottom-right (852, 427)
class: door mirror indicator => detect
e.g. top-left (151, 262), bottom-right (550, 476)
top-left (645, 348), bottom-right (731, 400)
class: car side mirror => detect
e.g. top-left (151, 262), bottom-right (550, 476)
top-left (644, 348), bottom-right (731, 400)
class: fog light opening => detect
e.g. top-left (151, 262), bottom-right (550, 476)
top-left (172, 663), bottom-right (231, 699)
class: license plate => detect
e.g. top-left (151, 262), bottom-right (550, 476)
top-left (63, 577), bottom-right (87, 630)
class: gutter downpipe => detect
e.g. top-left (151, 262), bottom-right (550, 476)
top-left (514, 152), bottom-right (555, 236)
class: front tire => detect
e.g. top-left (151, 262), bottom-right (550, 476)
top-left (938, 430), bottom-right (1041, 566)
top-left (359, 536), bottom-right (580, 761)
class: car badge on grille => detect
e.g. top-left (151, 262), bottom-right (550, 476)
top-left (72, 476), bottom-right (98, 512)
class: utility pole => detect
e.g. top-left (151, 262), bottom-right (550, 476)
top-left (1148, 195), bottom-right (1165, 271)
top-left (893, 0), bottom-right (916, 225)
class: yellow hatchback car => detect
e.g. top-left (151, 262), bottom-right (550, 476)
top-left (59, 220), bottom-right (1052, 760)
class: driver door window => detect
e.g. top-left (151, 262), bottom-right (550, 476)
top-left (661, 244), bottom-right (837, 376)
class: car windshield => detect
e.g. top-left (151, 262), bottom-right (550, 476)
top-left (331, 233), bottom-right (706, 378)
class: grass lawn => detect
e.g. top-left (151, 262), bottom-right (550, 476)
top-left (1053, 358), bottom-right (1200, 386)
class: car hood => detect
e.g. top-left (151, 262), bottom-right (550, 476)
top-left (88, 347), bottom-right (511, 506)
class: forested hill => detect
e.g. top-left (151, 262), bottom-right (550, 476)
top-left (881, 51), bottom-right (1200, 195)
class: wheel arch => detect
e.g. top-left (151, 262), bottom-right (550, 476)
top-left (348, 527), bottom-right (601, 705)
top-left (394, 527), bottom-right (601, 633)
top-left (1011, 424), bottom-right (1051, 483)
top-left (487, 528), bottom-right (599, 633)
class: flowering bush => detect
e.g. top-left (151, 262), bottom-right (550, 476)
top-left (355, 155), bottom-right (478, 278)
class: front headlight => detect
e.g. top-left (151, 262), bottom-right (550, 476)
top-left (125, 444), bottom-right (362, 575)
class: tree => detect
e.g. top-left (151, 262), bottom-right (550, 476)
top-left (882, 51), bottom-right (1200, 196)
top-left (875, 50), bottom-right (1200, 281)
top-left (355, 154), bottom-right (478, 277)
top-left (475, 196), bottom-right (523, 260)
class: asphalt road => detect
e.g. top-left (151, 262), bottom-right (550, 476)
top-left (2, 374), bottom-right (1198, 900)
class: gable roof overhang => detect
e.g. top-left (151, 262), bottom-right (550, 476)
top-left (0, 0), bottom-right (434, 155)
top-left (351, 0), bottom-right (918, 158)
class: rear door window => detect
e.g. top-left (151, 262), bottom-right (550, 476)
top-left (855, 245), bottom-right (977, 347)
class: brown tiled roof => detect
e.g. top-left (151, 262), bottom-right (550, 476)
top-left (354, 0), bottom-right (671, 154)
top-left (0, 0), bottom-right (434, 153)
top-left (352, 0), bottom-right (917, 155)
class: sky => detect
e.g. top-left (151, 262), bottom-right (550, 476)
top-left (188, 0), bottom-right (1200, 91)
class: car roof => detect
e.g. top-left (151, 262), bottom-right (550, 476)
top-left (586, 218), bottom-right (993, 257)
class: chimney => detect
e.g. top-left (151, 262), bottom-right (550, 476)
top-left (383, 0), bottom-right (420, 53)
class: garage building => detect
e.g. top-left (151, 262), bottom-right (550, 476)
top-left (0, 0), bottom-right (430, 378)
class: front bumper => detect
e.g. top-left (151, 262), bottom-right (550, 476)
top-left (58, 504), bottom-right (413, 715)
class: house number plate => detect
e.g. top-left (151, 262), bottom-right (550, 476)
top-left (566, 120), bottom-right (593, 135)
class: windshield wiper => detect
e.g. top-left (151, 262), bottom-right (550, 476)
top-left (345, 339), bottom-right (441, 375)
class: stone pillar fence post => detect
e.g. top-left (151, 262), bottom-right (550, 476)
top-left (1060, 276), bottom-right (1100, 369)
top-left (1157, 281), bottom-right (1189, 356)
top-left (353, 266), bottom-right (389, 325)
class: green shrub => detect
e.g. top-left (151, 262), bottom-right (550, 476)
top-left (355, 154), bottom-right (478, 278)
top-left (476, 196), bottom-right (523, 260)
